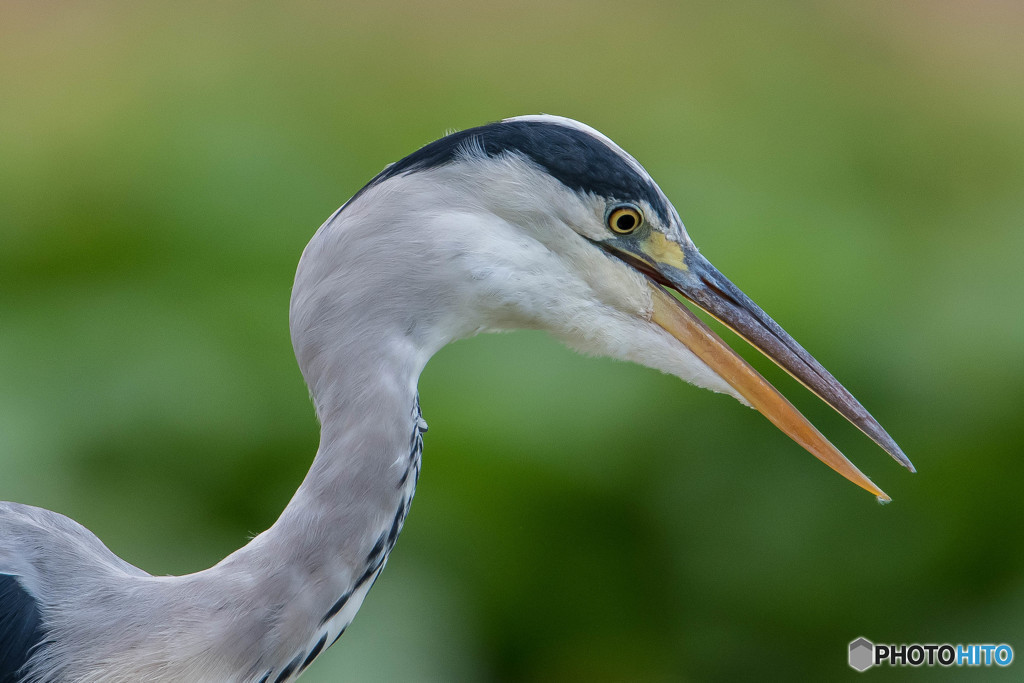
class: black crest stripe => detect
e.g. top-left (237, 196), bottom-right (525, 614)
top-left (0, 574), bottom-right (45, 682)
top-left (347, 120), bottom-right (670, 224)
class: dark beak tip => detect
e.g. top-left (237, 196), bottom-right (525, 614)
top-left (900, 450), bottom-right (917, 473)
top-left (901, 456), bottom-right (917, 474)
top-left (862, 421), bottom-right (915, 472)
top-left (681, 259), bottom-right (917, 478)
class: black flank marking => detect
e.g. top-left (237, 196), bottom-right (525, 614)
top-left (298, 634), bottom-right (329, 673)
top-left (0, 574), bottom-right (45, 682)
top-left (320, 590), bottom-right (352, 626)
top-left (354, 556), bottom-right (385, 589)
top-left (397, 466), bottom-right (409, 487)
top-left (366, 531), bottom-right (386, 563)
top-left (387, 503), bottom-right (404, 545)
top-left (274, 654), bottom-right (303, 683)
top-left (257, 673), bottom-right (270, 683)
top-left (329, 626), bottom-right (348, 648)
top-left (342, 120), bottom-right (671, 225)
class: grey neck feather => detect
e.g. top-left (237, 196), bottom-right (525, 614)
top-left (26, 155), bottom-right (601, 682)
top-left (206, 204), bottom-right (440, 677)
top-left (26, 195), bottom-right (444, 682)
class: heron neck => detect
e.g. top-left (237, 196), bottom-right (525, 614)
top-left (208, 202), bottom-right (463, 661)
top-left (213, 327), bottom-right (430, 664)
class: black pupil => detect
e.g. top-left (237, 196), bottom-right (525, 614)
top-left (615, 212), bottom-right (636, 231)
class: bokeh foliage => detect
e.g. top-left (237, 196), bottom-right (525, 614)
top-left (2, 1), bottom-right (1022, 680)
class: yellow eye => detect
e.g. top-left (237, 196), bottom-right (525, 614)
top-left (608, 205), bottom-right (643, 234)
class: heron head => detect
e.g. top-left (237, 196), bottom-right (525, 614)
top-left (298, 115), bottom-right (911, 500)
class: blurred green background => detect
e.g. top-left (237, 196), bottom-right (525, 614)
top-left (2, 1), bottom-right (1022, 680)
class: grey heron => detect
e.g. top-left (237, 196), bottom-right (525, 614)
top-left (0, 115), bottom-right (913, 682)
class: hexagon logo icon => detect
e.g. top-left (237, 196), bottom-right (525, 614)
top-left (849, 637), bottom-right (874, 672)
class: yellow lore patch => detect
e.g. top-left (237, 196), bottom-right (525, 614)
top-left (642, 232), bottom-right (688, 271)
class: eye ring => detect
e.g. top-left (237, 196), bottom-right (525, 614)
top-left (607, 205), bottom-right (643, 234)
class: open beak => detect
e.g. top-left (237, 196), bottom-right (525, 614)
top-left (603, 233), bottom-right (913, 502)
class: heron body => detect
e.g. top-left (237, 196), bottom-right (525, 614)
top-left (0, 116), bottom-right (911, 682)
